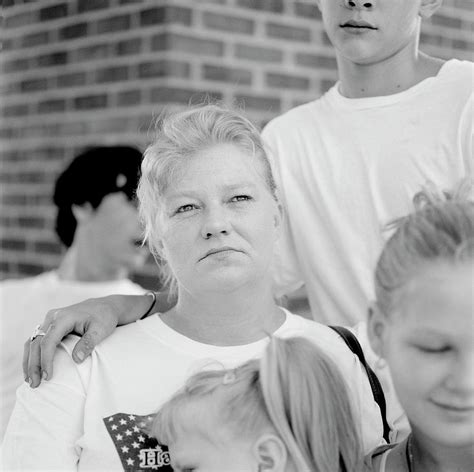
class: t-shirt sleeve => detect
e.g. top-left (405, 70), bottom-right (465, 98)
top-left (262, 123), bottom-right (305, 298)
top-left (1, 340), bottom-right (87, 470)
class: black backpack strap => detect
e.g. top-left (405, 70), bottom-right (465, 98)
top-left (330, 325), bottom-right (391, 443)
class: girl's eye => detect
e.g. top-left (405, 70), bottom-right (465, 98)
top-left (182, 468), bottom-right (195, 472)
top-left (176, 204), bottom-right (196, 213)
top-left (230, 195), bottom-right (251, 202)
top-left (416, 345), bottom-right (450, 354)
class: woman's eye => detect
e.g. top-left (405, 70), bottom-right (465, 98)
top-left (176, 204), bottom-right (196, 213)
top-left (230, 195), bottom-right (251, 202)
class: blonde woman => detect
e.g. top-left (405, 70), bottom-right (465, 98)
top-left (2, 105), bottom-right (382, 470)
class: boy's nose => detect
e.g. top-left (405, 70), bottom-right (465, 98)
top-left (344, 0), bottom-right (374, 9)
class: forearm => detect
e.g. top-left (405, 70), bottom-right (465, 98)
top-left (108, 291), bottom-right (176, 326)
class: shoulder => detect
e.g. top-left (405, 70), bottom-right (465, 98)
top-left (0, 272), bottom-right (51, 291)
top-left (88, 316), bottom-right (158, 357)
top-left (279, 311), bottom-right (351, 356)
top-left (442, 59), bottom-right (474, 79)
top-left (435, 59), bottom-right (473, 99)
top-left (262, 94), bottom-right (331, 140)
top-left (363, 444), bottom-right (395, 471)
top-left (110, 279), bottom-right (146, 295)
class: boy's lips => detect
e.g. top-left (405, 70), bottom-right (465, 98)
top-left (340, 20), bottom-right (377, 31)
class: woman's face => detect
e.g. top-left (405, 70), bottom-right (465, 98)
top-left (158, 143), bottom-right (281, 295)
top-left (376, 263), bottom-right (474, 447)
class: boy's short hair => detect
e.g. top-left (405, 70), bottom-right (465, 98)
top-left (53, 146), bottom-right (143, 247)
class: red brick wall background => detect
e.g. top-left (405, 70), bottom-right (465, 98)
top-left (1, 0), bottom-right (473, 289)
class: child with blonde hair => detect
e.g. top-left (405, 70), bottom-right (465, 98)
top-left (152, 336), bottom-right (363, 472)
top-left (366, 180), bottom-right (474, 471)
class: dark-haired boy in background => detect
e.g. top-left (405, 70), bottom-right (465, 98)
top-left (0, 146), bottom-right (147, 440)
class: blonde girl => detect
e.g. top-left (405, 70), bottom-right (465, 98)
top-left (367, 181), bottom-right (474, 472)
top-left (152, 336), bottom-right (363, 472)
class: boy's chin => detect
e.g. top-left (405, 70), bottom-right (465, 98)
top-left (338, 45), bottom-right (386, 66)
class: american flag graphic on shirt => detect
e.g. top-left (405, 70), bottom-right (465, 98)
top-left (103, 413), bottom-right (172, 471)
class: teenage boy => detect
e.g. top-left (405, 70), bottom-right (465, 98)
top-left (0, 147), bottom-right (147, 440)
top-left (264, 0), bottom-right (472, 324)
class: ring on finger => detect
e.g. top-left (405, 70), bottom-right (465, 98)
top-left (30, 324), bottom-right (47, 342)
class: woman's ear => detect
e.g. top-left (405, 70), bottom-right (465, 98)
top-left (254, 433), bottom-right (287, 472)
top-left (71, 203), bottom-right (94, 223)
top-left (367, 302), bottom-right (388, 359)
top-left (419, 0), bottom-right (443, 19)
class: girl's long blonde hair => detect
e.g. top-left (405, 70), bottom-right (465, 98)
top-left (152, 336), bottom-right (363, 472)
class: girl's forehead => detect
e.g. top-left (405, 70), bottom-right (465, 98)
top-left (393, 263), bottom-right (473, 329)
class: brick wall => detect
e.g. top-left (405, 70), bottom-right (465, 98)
top-left (1, 0), bottom-right (473, 289)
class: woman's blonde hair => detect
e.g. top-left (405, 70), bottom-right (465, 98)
top-left (136, 103), bottom-right (277, 293)
top-left (151, 337), bottom-right (363, 472)
top-left (375, 179), bottom-right (474, 316)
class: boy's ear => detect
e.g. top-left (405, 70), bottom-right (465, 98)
top-left (71, 203), bottom-right (94, 223)
top-left (367, 302), bottom-right (388, 358)
top-left (419, 0), bottom-right (443, 19)
top-left (254, 433), bottom-right (287, 472)
top-left (274, 202), bottom-right (283, 231)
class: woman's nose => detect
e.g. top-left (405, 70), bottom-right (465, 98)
top-left (200, 208), bottom-right (231, 239)
top-left (344, 0), bottom-right (374, 9)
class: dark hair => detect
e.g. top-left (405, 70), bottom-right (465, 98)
top-left (53, 146), bottom-right (143, 247)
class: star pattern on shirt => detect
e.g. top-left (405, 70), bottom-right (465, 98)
top-left (103, 413), bottom-right (172, 471)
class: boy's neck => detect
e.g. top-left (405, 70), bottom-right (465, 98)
top-left (57, 243), bottom-right (127, 283)
top-left (337, 39), bottom-right (445, 99)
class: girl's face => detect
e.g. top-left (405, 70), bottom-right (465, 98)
top-left (374, 263), bottom-right (474, 447)
top-left (158, 143), bottom-right (281, 295)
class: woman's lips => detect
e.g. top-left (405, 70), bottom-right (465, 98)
top-left (199, 247), bottom-right (243, 261)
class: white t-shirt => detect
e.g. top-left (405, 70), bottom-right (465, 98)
top-left (2, 310), bottom-right (387, 470)
top-left (264, 59), bottom-right (473, 325)
top-left (0, 271), bottom-right (145, 441)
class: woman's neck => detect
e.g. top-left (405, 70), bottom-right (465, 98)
top-left (161, 281), bottom-right (285, 345)
top-left (337, 32), bottom-right (444, 98)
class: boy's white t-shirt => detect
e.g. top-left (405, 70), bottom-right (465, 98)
top-left (264, 59), bottom-right (473, 325)
top-left (2, 310), bottom-right (388, 470)
top-left (0, 271), bottom-right (145, 441)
